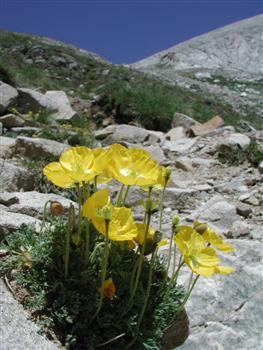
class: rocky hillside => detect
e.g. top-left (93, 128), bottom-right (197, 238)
top-left (0, 110), bottom-right (263, 349)
top-left (0, 29), bottom-right (261, 131)
top-left (0, 24), bottom-right (263, 349)
top-left (133, 15), bottom-right (263, 125)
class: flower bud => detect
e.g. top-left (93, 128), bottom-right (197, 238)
top-left (50, 201), bottom-right (64, 216)
top-left (172, 215), bottom-right (180, 232)
top-left (193, 222), bottom-right (208, 234)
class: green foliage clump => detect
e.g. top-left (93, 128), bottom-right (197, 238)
top-left (0, 222), bottom-right (184, 349)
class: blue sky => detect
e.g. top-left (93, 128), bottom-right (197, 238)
top-left (0, 0), bottom-right (262, 64)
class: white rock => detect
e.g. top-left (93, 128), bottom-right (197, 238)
top-left (0, 161), bottom-right (34, 192)
top-left (0, 114), bottom-right (25, 128)
top-left (0, 206), bottom-right (41, 235)
top-left (163, 138), bottom-right (198, 154)
top-left (171, 112), bottom-right (200, 129)
top-left (217, 133), bottom-right (251, 151)
top-left (45, 90), bottom-right (78, 122)
top-left (0, 81), bottom-right (18, 113)
top-left (15, 136), bottom-right (68, 158)
top-left (0, 191), bottom-right (77, 218)
top-left (0, 136), bottom-right (16, 158)
top-left (166, 126), bottom-right (186, 141)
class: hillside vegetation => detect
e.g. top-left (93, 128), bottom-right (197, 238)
top-left (0, 30), bottom-right (255, 131)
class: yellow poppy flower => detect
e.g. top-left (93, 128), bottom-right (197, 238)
top-left (92, 148), bottom-right (113, 184)
top-left (106, 144), bottom-right (161, 187)
top-left (174, 227), bottom-right (221, 277)
top-left (98, 278), bottom-right (116, 300)
top-left (135, 223), bottom-right (155, 245)
top-left (43, 162), bottom-right (76, 188)
top-left (202, 227), bottom-right (234, 253)
top-left (82, 189), bottom-right (138, 241)
top-left (59, 146), bottom-right (98, 183)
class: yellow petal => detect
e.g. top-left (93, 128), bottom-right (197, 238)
top-left (214, 266), bottom-right (236, 275)
top-left (43, 162), bottom-right (75, 188)
top-left (59, 146), bottom-right (96, 183)
top-left (157, 239), bottom-right (167, 247)
top-left (82, 189), bottom-right (110, 219)
top-left (203, 228), bottom-right (234, 253)
top-left (135, 223), bottom-right (155, 245)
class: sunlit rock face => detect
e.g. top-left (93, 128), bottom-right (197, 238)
top-left (132, 15), bottom-right (263, 118)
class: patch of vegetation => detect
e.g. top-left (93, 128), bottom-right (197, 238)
top-left (0, 222), bottom-right (184, 349)
top-left (218, 139), bottom-right (263, 166)
top-left (0, 30), bottom-right (256, 131)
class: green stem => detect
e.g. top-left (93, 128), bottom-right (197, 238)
top-left (125, 249), bottom-right (157, 349)
top-left (158, 181), bottom-right (167, 233)
top-left (40, 200), bottom-right (51, 232)
top-left (65, 204), bottom-right (73, 279)
top-left (76, 184), bottom-right (83, 244)
top-left (84, 218), bottom-right (90, 263)
top-left (143, 187), bottom-right (152, 223)
top-left (126, 211), bottom-right (151, 313)
top-left (116, 184), bottom-right (125, 207)
top-left (122, 185), bottom-right (130, 206)
top-left (129, 256), bottom-right (140, 294)
top-left (166, 231), bottom-right (175, 277)
top-left (173, 275), bottom-right (200, 319)
top-left (89, 220), bottom-right (110, 324)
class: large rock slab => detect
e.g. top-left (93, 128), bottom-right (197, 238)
top-left (15, 88), bottom-right (78, 122)
top-left (0, 114), bottom-right (25, 128)
top-left (166, 126), bottom-right (186, 141)
top-left (178, 239), bottom-right (263, 350)
top-left (0, 136), bottom-right (16, 158)
top-left (163, 138), bottom-right (198, 155)
top-left (217, 133), bottom-right (251, 152)
top-left (0, 191), bottom-right (77, 218)
top-left (0, 279), bottom-right (59, 350)
top-left (186, 195), bottom-right (238, 235)
top-left (16, 88), bottom-right (47, 113)
top-left (15, 136), bottom-right (68, 158)
top-left (98, 124), bottom-right (164, 145)
top-left (0, 205), bottom-right (41, 236)
top-left (190, 116), bottom-right (224, 136)
top-left (0, 161), bottom-right (34, 192)
top-left (45, 90), bottom-right (78, 122)
top-left (0, 81), bottom-right (18, 114)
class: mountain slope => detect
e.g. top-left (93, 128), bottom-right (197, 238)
top-left (132, 15), bottom-right (263, 122)
top-left (0, 29), bottom-right (261, 130)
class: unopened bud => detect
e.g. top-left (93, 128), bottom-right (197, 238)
top-left (172, 215), bottom-right (180, 232)
top-left (194, 222), bottom-right (208, 234)
top-left (50, 201), bottom-right (64, 216)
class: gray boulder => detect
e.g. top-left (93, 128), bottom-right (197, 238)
top-left (0, 191), bottom-right (77, 218)
top-left (0, 113), bottom-right (25, 128)
top-left (0, 81), bottom-right (18, 114)
top-left (217, 133), bottom-right (251, 152)
top-left (163, 138), bottom-right (198, 155)
top-left (0, 205), bottom-right (41, 236)
top-left (0, 136), bottom-right (16, 158)
top-left (187, 195), bottom-right (238, 234)
top-left (0, 280), bottom-right (59, 350)
top-left (98, 124), bottom-right (164, 145)
top-left (16, 88), bottom-right (47, 113)
top-left (45, 90), bottom-right (78, 122)
top-left (15, 136), bottom-right (68, 158)
top-left (166, 126), bottom-right (186, 141)
top-left (178, 239), bottom-right (263, 350)
top-left (0, 161), bottom-right (34, 192)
